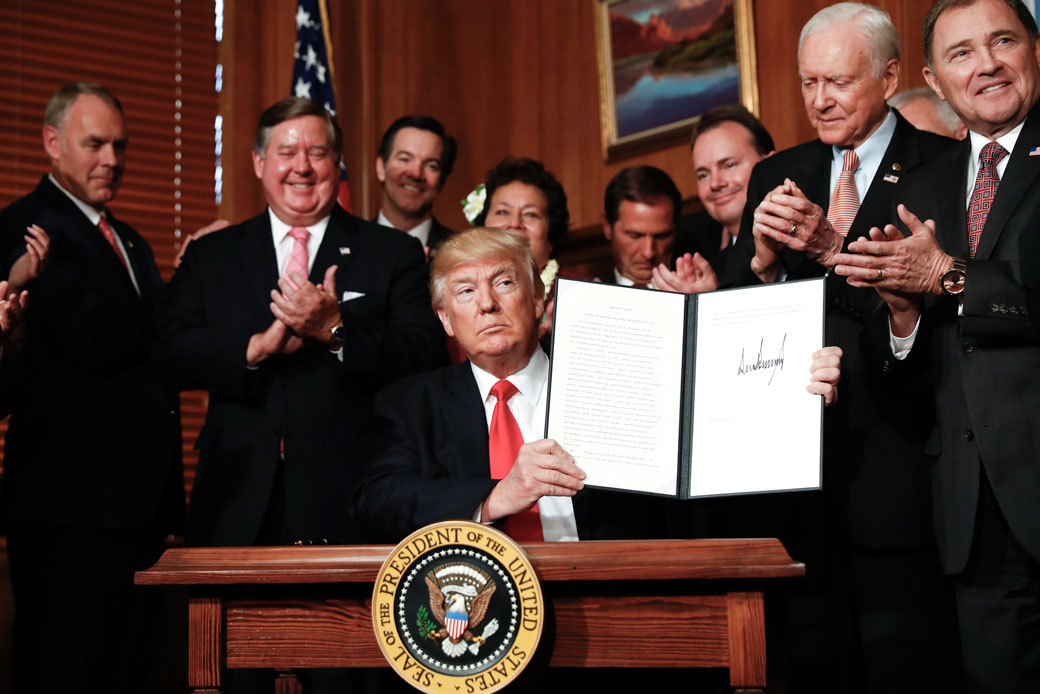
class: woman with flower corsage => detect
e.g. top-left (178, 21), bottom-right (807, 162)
top-left (460, 157), bottom-right (591, 356)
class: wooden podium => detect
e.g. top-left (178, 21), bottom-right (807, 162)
top-left (136, 538), bottom-right (802, 693)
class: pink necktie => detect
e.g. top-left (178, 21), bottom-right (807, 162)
top-left (284, 226), bottom-right (310, 289)
top-left (488, 380), bottom-right (543, 542)
top-left (98, 216), bottom-right (129, 273)
top-left (968, 142), bottom-right (1008, 258)
top-left (828, 149), bottom-right (860, 237)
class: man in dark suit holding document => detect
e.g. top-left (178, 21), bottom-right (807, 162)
top-left (351, 226), bottom-right (842, 544)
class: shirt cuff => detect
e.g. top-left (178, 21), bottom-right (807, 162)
top-left (889, 314), bottom-right (920, 360)
top-left (472, 496), bottom-right (499, 526)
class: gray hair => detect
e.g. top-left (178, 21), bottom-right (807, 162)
top-left (44, 82), bottom-right (123, 131)
top-left (252, 97), bottom-right (342, 158)
top-left (430, 227), bottom-right (543, 312)
top-left (889, 87), bottom-right (964, 135)
top-left (799, 3), bottom-right (901, 78)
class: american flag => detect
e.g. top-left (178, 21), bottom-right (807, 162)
top-left (292, 0), bottom-right (352, 212)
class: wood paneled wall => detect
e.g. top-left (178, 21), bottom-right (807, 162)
top-left (218, 0), bottom-right (937, 240)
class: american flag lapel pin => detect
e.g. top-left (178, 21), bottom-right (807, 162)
top-left (883, 174), bottom-right (899, 183)
top-left (1029, 146), bottom-right (1040, 156)
top-left (339, 247), bottom-right (350, 256)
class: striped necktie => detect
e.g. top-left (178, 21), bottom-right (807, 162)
top-left (284, 226), bottom-right (310, 289)
top-left (828, 149), bottom-right (860, 237)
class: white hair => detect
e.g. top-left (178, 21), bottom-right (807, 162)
top-left (798, 2), bottom-right (901, 78)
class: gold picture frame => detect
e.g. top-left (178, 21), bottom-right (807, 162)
top-left (594, 0), bottom-right (759, 161)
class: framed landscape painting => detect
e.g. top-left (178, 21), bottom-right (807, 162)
top-left (594, 0), bottom-right (759, 159)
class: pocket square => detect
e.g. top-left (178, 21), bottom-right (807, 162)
top-left (340, 290), bottom-right (366, 303)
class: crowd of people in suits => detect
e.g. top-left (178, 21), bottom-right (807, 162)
top-left (2, 0), bottom-right (1039, 692)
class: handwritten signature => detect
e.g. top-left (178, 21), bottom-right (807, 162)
top-left (736, 334), bottom-right (786, 385)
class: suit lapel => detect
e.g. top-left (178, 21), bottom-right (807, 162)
top-left (238, 213), bottom-right (280, 302)
top-left (851, 113), bottom-right (920, 243)
top-left (779, 144), bottom-right (831, 278)
top-left (109, 215), bottom-right (165, 296)
top-left (442, 362), bottom-right (491, 478)
top-left (975, 106), bottom-right (1040, 259)
top-left (97, 222), bottom-right (141, 295)
top-left (793, 142), bottom-right (832, 209)
top-left (312, 206), bottom-right (358, 285)
top-left (38, 178), bottom-right (140, 297)
top-left (935, 140), bottom-right (973, 256)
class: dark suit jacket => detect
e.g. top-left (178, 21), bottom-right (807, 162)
top-left (373, 214), bottom-right (453, 255)
top-left (351, 360), bottom-right (672, 543)
top-left (0, 176), bottom-right (183, 531)
top-left (428, 217), bottom-right (453, 252)
top-left (732, 112), bottom-right (954, 549)
top-left (674, 211), bottom-right (724, 265)
top-left (672, 210), bottom-right (747, 283)
top-left (159, 205), bottom-right (446, 546)
top-left (863, 103), bottom-right (1040, 573)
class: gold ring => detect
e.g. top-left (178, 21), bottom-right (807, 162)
top-left (789, 225), bottom-right (797, 236)
top-left (876, 268), bottom-right (884, 281)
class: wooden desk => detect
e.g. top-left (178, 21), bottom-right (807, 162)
top-left (136, 538), bottom-right (802, 693)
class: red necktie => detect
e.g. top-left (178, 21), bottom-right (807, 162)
top-left (489, 380), bottom-right (543, 541)
top-left (968, 142), bottom-right (1008, 258)
top-left (284, 226), bottom-right (310, 289)
top-left (828, 149), bottom-right (860, 237)
top-left (98, 216), bottom-right (129, 273)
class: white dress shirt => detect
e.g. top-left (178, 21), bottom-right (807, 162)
top-left (613, 269), bottom-right (653, 289)
top-left (377, 210), bottom-right (432, 247)
top-left (470, 348), bottom-right (579, 542)
top-left (49, 173), bottom-right (140, 295)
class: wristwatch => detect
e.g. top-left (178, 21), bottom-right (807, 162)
top-left (328, 322), bottom-right (345, 351)
top-left (941, 257), bottom-right (966, 296)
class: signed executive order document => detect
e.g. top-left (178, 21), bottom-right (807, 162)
top-left (545, 277), bottom-right (825, 499)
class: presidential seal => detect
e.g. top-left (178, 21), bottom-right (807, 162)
top-left (372, 521), bottom-right (544, 693)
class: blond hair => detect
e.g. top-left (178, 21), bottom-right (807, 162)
top-left (430, 227), bottom-right (543, 310)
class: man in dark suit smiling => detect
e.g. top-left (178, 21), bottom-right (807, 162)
top-left (160, 97), bottom-right (445, 549)
top-left (835, 1), bottom-right (1040, 688)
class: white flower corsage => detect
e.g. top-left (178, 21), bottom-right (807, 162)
top-left (540, 258), bottom-right (559, 301)
top-left (461, 183), bottom-right (486, 225)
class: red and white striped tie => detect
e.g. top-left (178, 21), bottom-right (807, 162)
top-left (828, 149), bottom-right (860, 237)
